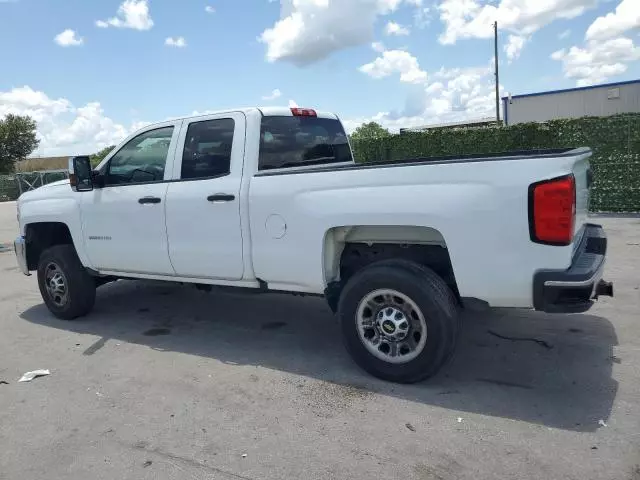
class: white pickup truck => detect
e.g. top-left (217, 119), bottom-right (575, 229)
top-left (14, 107), bottom-right (613, 383)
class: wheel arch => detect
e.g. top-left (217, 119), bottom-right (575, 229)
top-left (24, 222), bottom-right (76, 271)
top-left (322, 225), bottom-right (459, 312)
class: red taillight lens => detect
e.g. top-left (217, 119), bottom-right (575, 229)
top-left (529, 175), bottom-right (576, 245)
top-left (290, 107), bottom-right (317, 117)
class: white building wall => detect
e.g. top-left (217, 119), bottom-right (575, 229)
top-left (505, 81), bottom-right (640, 125)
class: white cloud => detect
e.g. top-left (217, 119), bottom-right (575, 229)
top-left (0, 86), bottom-right (136, 155)
top-left (54, 29), bottom-right (84, 47)
top-left (345, 61), bottom-right (500, 132)
top-left (585, 0), bottom-right (640, 41)
top-left (165, 36), bottom-right (187, 48)
top-left (259, 0), bottom-right (419, 65)
top-left (95, 0), bottom-right (153, 30)
top-left (288, 99), bottom-right (299, 108)
top-left (385, 21), bottom-right (410, 36)
top-left (262, 88), bottom-right (282, 100)
top-left (504, 34), bottom-right (526, 62)
top-left (438, 0), bottom-right (599, 45)
top-left (205, 5), bottom-right (215, 13)
top-left (359, 49), bottom-right (428, 83)
top-left (552, 36), bottom-right (640, 86)
top-left (558, 29), bottom-right (571, 39)
top-left (371, 41), bottom-right (386, 52)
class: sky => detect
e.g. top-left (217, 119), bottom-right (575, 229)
top-left (0, 0), bottom-right (639, 156)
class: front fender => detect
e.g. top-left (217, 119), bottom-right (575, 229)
top-left (20, 196), bottom-right (92, 269)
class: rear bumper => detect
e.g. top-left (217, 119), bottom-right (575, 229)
top-left (533, 224), bottom-right (612, 313)
top-left (14, 236), bottom-right (30, 276)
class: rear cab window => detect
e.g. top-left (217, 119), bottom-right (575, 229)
top-left (258, 115), bottom-right (353, 171)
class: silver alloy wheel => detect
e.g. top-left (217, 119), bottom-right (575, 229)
top-left (44, 262), bottom-right (69, 307)
top-left (355, 288), bottom-right (428, 364)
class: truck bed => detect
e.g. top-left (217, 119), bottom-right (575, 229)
top-left (256, 148), bottom-right (587, 176)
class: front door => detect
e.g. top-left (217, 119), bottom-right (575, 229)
top-left (80, 123), bottom-right (180, 275)
top-left (164, 113), bottom-right (245, 279)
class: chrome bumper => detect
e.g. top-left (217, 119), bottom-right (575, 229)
top-left (14, 236), bottom-right (30, 276)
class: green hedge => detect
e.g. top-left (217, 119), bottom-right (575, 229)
top-left (351, 114), bottom-right (640, 212)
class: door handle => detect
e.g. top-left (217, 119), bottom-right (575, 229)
top-left (138, 196), bottom-right (161, 204)
top-left (207, 194), bottom-right (235, 202)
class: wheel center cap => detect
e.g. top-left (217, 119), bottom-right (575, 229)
top-left (377, 307), bottom-right (409, 340)
top-left (381, 320), bottom-right (396, 334)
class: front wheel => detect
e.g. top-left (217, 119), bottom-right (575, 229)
top-left (338, 260), bottom-right (459, 383)
top-left (37, 245), bottom-right (96, 320)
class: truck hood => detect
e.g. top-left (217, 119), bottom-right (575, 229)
top-left (39, 179), bottom-right (70, 189)
top-left (18, 178), bottom-right (71, 203)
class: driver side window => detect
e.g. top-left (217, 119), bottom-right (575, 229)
top-left (106, 127), bottom-right (174, 186)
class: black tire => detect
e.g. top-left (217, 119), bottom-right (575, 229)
top-left (338, 259), bottom-right (459, 383)
top-left (37, 244), bottom-right (96, 320)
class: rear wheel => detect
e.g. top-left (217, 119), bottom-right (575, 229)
top-left (338, 260), bottom-right (459, 383)
top-left (37, 245), bottom-right (96, 320)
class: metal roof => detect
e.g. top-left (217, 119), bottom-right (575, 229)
top-left (400, 117), bottom-right (498, 132)
top-left (502, 78), bottom-right (640, 101)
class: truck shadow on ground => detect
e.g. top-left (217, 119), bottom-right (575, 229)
top-left (21, 280), bottom-right (619, 433)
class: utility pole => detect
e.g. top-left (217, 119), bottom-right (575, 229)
top-left (494, 21), bottom-right (501, 123)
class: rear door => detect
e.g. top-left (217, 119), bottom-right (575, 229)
top-left (164, 112), bottom-right (246, 279)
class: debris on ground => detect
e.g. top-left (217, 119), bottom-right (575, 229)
top-left (18, 369), bottom-right (50, 383)
top-left (0, 380), bottom-right (8, 385)
top-left (591, 446), bottom-right (598, 450)
top-left (143, 460), bottom-right (152, 468)
top-left (487, 330), bottom-right (553, 350)
top-left (241, 454), bottom-right (247, 458)
top-left (405, 423), bottom-right (416, 432)
top-left (598, 419), bottom-right (608, 427)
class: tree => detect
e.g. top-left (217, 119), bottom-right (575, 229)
top-left (0, 114), bottom-right (39, 173)
top-left (350, 121), bottom-right (391, 143)
top-left (90, 145), bottom-right (115, 167)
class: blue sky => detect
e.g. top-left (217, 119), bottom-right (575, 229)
top-left (0, 0), bottom-right (638, 155)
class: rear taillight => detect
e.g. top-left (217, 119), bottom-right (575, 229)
top-left (529, 175), bottom-right (576, 246)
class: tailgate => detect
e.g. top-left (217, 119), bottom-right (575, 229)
top-left (571, 149), bottom-right (593, 250)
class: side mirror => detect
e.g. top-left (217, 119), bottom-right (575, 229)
top-left (69, 156), bottom-right (93, 192)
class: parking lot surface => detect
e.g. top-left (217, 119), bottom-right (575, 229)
top-left (0, 201), bottom-right (639, 480)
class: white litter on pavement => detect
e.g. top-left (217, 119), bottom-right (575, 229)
top-left (18, 370), bottom-right (50, 383)
top-left (598, 419), bottom-right (608, 427)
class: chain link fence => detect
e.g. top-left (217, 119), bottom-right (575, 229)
top-left (0, 170), bottom-right (69, 202)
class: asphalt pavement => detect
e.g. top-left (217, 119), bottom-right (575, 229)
top-left (0, 201), bottom-right (639, 480)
